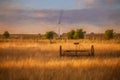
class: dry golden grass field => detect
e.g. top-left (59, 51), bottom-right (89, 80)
top-left (0, 39), bottom-right (120, 80)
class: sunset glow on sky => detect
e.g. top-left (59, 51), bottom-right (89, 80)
top-left (0, 0), bottom-right (120, 34)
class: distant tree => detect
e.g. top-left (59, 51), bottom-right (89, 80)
top-left (73, 29), bottom-right (86, 39)
top-left (3, 31), bottom-right (10, 38)
top-left (45, 31), bottom-right (57, 39)
top-left (104, 29), bottom-right (114, 40)
top-left (67, 30), bottom-right (75, 39)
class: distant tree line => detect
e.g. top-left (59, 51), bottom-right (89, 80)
top-left (67, 29), bottom-right (86, 39)
top-left (45, 31), bottom-right (57, 39)
top-left (1, 29), bottom-right (118, 40)
top-left (104, 29), bottom-right (114, 40)
top-left (3, 31), bottom-right (10, 38)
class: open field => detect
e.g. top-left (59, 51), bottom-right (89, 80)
top-left (0, 39), bottom-right (120, 80)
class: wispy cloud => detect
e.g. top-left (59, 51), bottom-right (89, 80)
top-left (76, 0), bottom-right (120, 8)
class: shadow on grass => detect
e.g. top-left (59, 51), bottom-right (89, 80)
top-left (0, 66), bottom-right (120, 80)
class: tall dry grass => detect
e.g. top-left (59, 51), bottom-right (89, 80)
top-left (0, 39), bottom-right (120, 80)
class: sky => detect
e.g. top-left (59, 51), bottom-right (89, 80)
top-left (0, 0), bottom-right (80, 10)
top-left (1, 0), bottom-right (120, 9)
top-left (0, 0), bottom-right (120, 34)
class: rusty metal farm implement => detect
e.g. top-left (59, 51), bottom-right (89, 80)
top-left (60, 42), bottom-right (94, 57)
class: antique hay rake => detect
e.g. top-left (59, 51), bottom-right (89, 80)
top-left (59, 42), bottom-right (94, 57)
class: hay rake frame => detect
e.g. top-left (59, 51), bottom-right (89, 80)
top-left (60, 42), bottom-right (94, 57)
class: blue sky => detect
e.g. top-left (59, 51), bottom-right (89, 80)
top-left (1, 0), bottom-right (120, 10)
top-left (0, 0), bottom-right (80, 9)
top-left (19, 0), bottom-right (78, 10)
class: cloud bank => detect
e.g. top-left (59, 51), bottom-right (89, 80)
top-left (0, 8), bottom-right (120, 34)
top-left (0, 0), bottom-right (120, 34)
